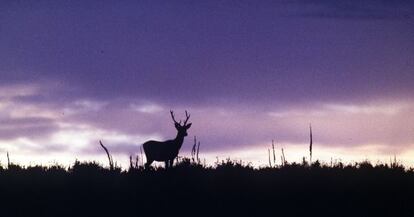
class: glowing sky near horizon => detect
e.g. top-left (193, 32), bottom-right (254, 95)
top-left (0, 0), bottom-right (414, 168)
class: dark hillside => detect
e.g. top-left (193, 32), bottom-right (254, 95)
top-left (0, 160), bottom-right (413, 217)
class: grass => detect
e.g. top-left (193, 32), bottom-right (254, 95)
top-left (0, 158), bottom-right (413, 217)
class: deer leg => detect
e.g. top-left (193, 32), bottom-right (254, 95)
top-left (145, 159), bottom-right (154, 169)
top-left (165, 161), bottom-right (169, 169)
top-left (169, 159), bottom-right (174, 167)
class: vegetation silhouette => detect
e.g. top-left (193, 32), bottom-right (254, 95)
top-left (143, 110), bottom-right (192, 169)
top-left (0, 158), bottom-right (413, 217)
top-left (2, 112), bottom-right (412, 217)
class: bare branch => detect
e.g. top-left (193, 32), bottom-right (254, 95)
top-left (268, 149), bottom-right (272, 167)
top-left (272, 140), bottom-right (276, 166)
top-left (129, 155), bottom-right (133, 169)
top-left (196, 141), bottom-right (201, 164)
top-left (7, 152), bottom-right (10, 168)
top-left (192, 136), bottom-right (197, 162)
top-left (99, 140), bottom-right (114, 170)
top-left (309, 123), bottom-right (313, 165)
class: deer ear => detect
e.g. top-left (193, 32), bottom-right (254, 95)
top-left (185, 123), bottom-right (192, 129)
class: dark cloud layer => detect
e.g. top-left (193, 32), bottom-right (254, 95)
top-left (1, 0), bottom-right (413, 107)
top-left (0, 116), bottom-right (57, 140)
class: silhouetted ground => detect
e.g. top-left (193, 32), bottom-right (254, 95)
top-left (0, 159), bottom-right (413, 217)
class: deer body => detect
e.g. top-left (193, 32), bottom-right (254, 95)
top-left (143, 137), bottom-right (183, 167)
top-left (143, 111), bottom-right (191, 168)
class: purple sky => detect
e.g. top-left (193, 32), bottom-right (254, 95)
top-left (1, 0), bottom-right (414, 167)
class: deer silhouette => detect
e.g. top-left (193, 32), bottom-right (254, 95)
top-left (143, 110), bottom-right (192, 169)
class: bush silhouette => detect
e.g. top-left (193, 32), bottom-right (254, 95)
top-left (0, 159), bottom-right (412, 217)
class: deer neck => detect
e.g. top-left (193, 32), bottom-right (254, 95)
top-left (174, 133), bottom-right (185, 149)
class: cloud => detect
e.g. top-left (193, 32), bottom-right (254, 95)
top-left (1, 1), bottom-right (413, 108)
top-left (0, 86), bottom-right (161, 158)
top-left (0, 92), bottom-right (60, 140)
top-left (1, 85), bottom-right (414, 158)
top-left (0, 84), bottom-right (40, 99)
top-left (1, 87), bottom-right (414, 167)
top-left (270, 101), bottom-right (414, 147)
top-left (0, 117), bottom-right (57, 140)
top-left (130, 103), bottom-right (164, 114)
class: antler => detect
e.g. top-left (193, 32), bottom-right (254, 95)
top-left (170, 110), bottom-right (181, 125)
top-left (183, 110), bottom-right (191, 125)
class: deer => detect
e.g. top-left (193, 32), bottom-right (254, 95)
top-left (143, 110), bottom-right (192, 169)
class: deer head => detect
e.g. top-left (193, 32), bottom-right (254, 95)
top-left (170, 110), bottom-right (192, 137)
